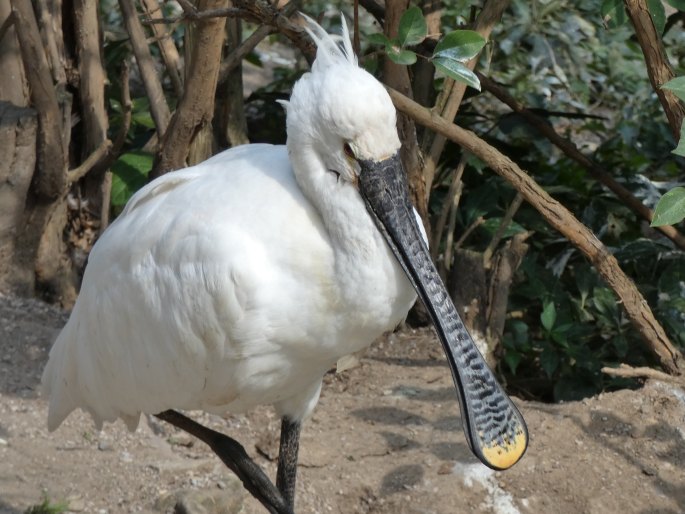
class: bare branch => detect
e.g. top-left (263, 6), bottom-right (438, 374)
top-left (67, 140), bottom-right (113, 184)
top-left (143, 0), bottom-right (316, 64)
top-left (10, 0), bottom-right (66, 199)
top-left (454, 216), bottom-right (484, 251)
top-left (387, 86), bottom-right (682, 375)
top-left (0, 10), bottom-right (14, 43)
top-left (624, 0), bottom-right (685, 140)
top-left (140, 0), bottom-right (184, 98)
top-left (432, 155), bottom-right (467, 256)
top-left (100, 63), bottom-right (132, 233)
top-left (143, 6), bottom-right (246, 23)
top-left (119, 0), bottom-right (171, 136)
top-left (483, 192), bottom-right (523, 267)
top-left (218, 24), bottom-right (273, 86)
top-left (217, 1), bottom-right (300, 89)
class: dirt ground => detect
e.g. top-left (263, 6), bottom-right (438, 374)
top-left (1, 292), bottom-right (684, 514)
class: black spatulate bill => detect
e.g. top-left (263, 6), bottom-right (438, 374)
top-left (358, 152), bottom-right (528, 470)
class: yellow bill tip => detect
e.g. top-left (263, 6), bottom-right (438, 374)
top-left (479, 430), bottom-right (528, 470)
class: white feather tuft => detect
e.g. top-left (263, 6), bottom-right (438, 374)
top-left (300, 13), bottom-right (357, 70)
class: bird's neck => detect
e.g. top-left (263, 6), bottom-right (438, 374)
top-left (290, 146), bottom-right (381, 256)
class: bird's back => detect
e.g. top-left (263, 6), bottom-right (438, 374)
top-left (42, 144), bottom-right (346, 430)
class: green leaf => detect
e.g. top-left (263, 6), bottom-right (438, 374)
top-left (612, 334), bottom-right (629, 358)
top-left (666, 0), bottom-right (685, 10)
top-left (111, 151), bottom-right (153, 207)
top-left (433, 30), bottom-right (486, 62)
top-left (601, 0), bottom-right (627, 28)
top-left (540, 347), bottom-right (559, 377)
top-left (541, 301), bottom-right (557, 331)
top-left (647, 0), bottom-right (666, 34)
top-left (651, 187), bottom-right (685, 226)
top-left (398, 6), bottom-right (427, 47)
top-left (367, 32), bottom-right (391, 46)
top-left (504, 351), bottom-right (522, 375)
top-left (432, 57), bottom-right (480, 90)
top-left (386, 46), bottom-right (417, 65)
top-left (674, 125), bottom-right (685, 157)
top-left (662, 77), bottom-right (685, 102)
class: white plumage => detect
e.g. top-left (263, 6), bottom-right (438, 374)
top-left (42, 20), bottom-right (421, 433)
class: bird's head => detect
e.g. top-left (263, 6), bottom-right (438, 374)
top-left (283, 15), bottom-right (401, 190)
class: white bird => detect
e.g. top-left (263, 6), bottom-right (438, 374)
top-left (42, 16), bottom-right (527, 513)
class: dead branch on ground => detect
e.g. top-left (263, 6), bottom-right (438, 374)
top-left (602, 364), bottom-right (685, 387)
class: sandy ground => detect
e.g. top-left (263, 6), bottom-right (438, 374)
top-left (1, 292), bottom-right (684, 514)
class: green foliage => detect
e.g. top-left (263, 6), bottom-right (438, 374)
top-left (111, 151), bottom-right (153, 208)
top-left (667, 0), bottom-right (685, 9)
top-left (367, 7), bottom-right (485, 89)
top-left (397, 6), bottom-right (427, 47)
top-left (651, 187), bottom-right (685, 226)
top-left (428, 0), bottom-right (685, 401)
top-left (601, 0), bottom-right (627, 28)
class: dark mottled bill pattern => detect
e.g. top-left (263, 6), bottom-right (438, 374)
top-left (358, 152), bottom-right (528, 470)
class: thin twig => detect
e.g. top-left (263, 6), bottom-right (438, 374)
top-left (455, 216), bottom-right (484, 250)
top-left (217, 0), bottom-right (300, 88)
top-left (119, 0), bottom-right (170, 136)
top-left (140, 0), bottom-right (183, 97)
top-left (602, 364), bottom-right (685, 386)
top-left (67, 139), bottom-right (113, 184)
top-left (98, 62), bottom-right (133, 230)
top-left (483, 192), bottom-right (523, 267)
top-left (218, 24), bottom-right (273, 86)
top-left (143, 6), bottom-right (247, 23)
top-left (432, 154), bottom-right (468, 257)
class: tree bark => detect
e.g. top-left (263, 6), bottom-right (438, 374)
top-left (11, 0), bottom-right (66, 200)
top-left (624, 0), bottom-right (685, 140)
top-left (153, 0), bottom-right (229, 177)
top-left (0, 103), bottom-right (38, 294)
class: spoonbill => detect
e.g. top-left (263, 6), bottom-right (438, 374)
top-left (42, 15), bottom-right (527, 513)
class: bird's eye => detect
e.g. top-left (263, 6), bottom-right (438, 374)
top-left (343, 142), bottom-right (355, 160)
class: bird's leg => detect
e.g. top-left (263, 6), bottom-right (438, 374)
top-left (276, 416), bottom-right (301, 510)
top-left (155, 409), bottom-right (293, 514)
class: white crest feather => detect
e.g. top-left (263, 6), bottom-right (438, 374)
top-left (300, 13), bottom-right (357, 70)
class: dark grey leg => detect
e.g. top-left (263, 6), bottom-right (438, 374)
top-left (155, 409), bottom-right (293, 514)
top-left (276, 416), bottom-right (301, 511)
